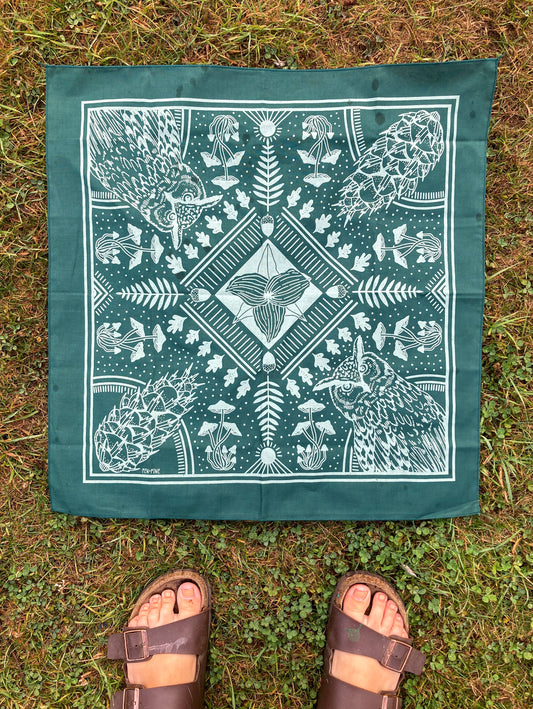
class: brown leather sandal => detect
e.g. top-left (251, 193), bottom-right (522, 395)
top-left (107, 569), bottom-right (211, 709)
top-left (317, 571), bottom-right (426, 709)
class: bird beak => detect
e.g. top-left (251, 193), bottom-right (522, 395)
top-left (354, 335), bottom-right (365, 366)
top-left (313, 376), bottom-right (338, 391)
top-left (314, 377), bottom-right (370, 393)
top-left (197, 194), bottom-right (223, 207)
top-left (171, 223), bottom-right (182, 250)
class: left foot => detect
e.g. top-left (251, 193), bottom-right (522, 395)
top-left (126, 582), bottom-right (202, 688)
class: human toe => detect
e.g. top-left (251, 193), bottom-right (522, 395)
top-left (147, 593), bottom-right (162, 626)
top-left (159, 589), bottom-right (177, 624)
top-left (176, 582), bottom-right (202, 619)
top-left (379, 599), bottom-right (399, 635)
top-left (392, 612), bottom-right (409, 639)
top-left (342, 583), bottom-right (371, 623)
top-left (129, 602), bottom-right (150, 628)
top-left (366, 592), bottom-right (389, 631)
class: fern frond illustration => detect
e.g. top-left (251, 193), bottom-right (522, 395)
top-left (253, 378), bottom-right (284, 445)
top-left (353, 276), bottom-right (419, 308)
top-left (117, 278), bottom-right (180, 310)
top-left (253, 142), bottom-right (284, 211)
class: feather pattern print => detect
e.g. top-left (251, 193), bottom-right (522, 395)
top-left (89, 108), bottom-right (222, 248)
top-left (337, 110), bottom-right (444, 222)
top-left (314, 336), bottom-right (446, 473)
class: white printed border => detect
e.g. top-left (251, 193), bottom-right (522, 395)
top-left (80, 95), bottom-right (459, 484)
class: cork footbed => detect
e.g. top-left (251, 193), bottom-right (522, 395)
top-left (331, 570), bottom-right (410, 635)
top-left (128, 569), bottom-right (211, 623)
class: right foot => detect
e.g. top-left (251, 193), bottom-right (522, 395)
top-left (331, 583), bottom-right (409, 694)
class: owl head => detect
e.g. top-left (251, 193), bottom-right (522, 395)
top-left (314, 337), bottom-right (394, 419)
top-left (149, 168), bottom-right (221, 245)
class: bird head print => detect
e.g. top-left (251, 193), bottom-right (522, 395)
top-left (314, 336), bottom-right (446, 473)
top-left (314, 337), bottom-right (390, 418)
top-left (153, 169), bottom-right (222, 249)
top-left (89, 108), bottom-right (222, 250)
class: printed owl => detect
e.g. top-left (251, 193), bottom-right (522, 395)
top-left (89, 108), bottom-right (222, 248)
top-left (314, 337), bottom-right (446, 474)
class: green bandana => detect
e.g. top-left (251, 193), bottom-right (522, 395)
top-left (47, 59), bottom-right (498, 519)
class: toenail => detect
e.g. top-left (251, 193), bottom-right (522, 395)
top-left (353, 585), bottom-right (369, 601)
top-left (376, 593), bottom-right (387, 601)
top-left (163, 589), bottom-right (174, 598)
top-left (181, 584), bottom-right (195, 598)
top-left (150, 594), bottom-right (161, 603)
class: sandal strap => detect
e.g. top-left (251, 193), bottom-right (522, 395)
top-left (326, 606), bottom-right (426, 675)
top-left (109, 683), bottom-right (203, 709)
top-left (317, 675), bottom-right (402, 709)
top-left (107, 611), bottom-right (210, 663)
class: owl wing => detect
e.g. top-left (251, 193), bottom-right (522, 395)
top-left (352, 401), bottom-right (413, 473)
top-left (372, 376), bottom-right (446, 473)
top-left (88, 108), bottom-right (184, 211)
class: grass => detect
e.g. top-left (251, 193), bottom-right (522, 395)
top-left (1, 0), bottom-right (532, 707)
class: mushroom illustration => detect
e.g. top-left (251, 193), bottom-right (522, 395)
top-left (96, 318), bottom-right (166, 362)
top-left (291, 399), bottom-right (335, 470)
top-left (199, 400), bottom-right (241, 471)
top-left (372, 316), bottom-right (442, 361)
top-left (373, 225), bottom-right (441, 268)
top-left (95, 225), bottom-right (163, 269)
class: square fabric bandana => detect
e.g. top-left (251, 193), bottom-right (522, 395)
top-left (47, 59), bottom-right (498, 519)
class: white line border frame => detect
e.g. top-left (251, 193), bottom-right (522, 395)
top-left (81, 95), bottom-right (459, 484)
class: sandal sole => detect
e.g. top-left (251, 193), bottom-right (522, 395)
top-left (330, 570), bottom-right (409, 634)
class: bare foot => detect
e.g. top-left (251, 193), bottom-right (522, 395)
top-left (126, 582), bottom-right (202, 688)
top-left (331, 584), bottom-right (409, 694)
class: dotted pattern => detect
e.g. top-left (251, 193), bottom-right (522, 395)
top-left (88, 104), bottom-right (450, 480)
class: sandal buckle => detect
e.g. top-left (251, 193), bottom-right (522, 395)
top-left (123, 628), bottom-right (149, 662)
top-left (122, 687), bottom-right (140, 709)
top-left (382, 637), bottom-right (412, 673)
top-left (381, 693), bottom-right (401, 709)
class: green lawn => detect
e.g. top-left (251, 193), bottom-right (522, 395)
top-left (1, 1), bottom-right (532, 707)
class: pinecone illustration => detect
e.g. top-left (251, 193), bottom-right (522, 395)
top-left (94, 367), bottom-right (201, 473)
top-left (337, 110), bottom-right (444, 222)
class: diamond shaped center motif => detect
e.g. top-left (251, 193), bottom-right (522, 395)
top-left (181, 211), bottom-right (355, 376)
top-left (216, 241), bottom-right (322, 348)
